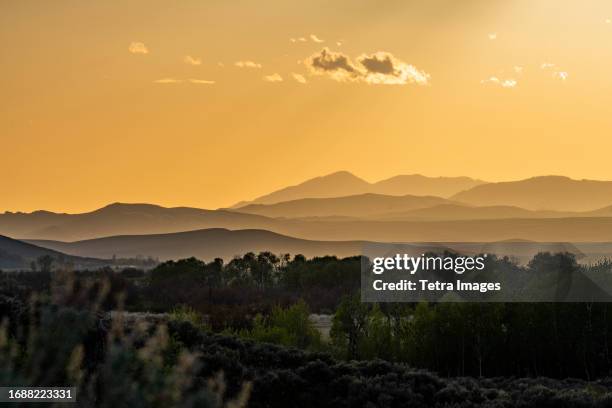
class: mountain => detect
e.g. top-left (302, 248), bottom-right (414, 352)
top-left (0, 235), bottom-right (106, 270)
top-left (234, 171), bottom-right (371, 207)
top-left (27, 229), bottom-right (373, 261)
top-left (372, 175), bottom-right (485, 197)
top-left (8, 202), bottom-right (612, 244)
top-left (451, 176), bottom-right (612, 212)
top-left (234, 193), bottom-right (454, 218)
top-left (28, 228), bottom-right (605, 265)
top-left (234, 171), bottom-right (486, 206)
top-left (0, 203), bottom-right (281, 241)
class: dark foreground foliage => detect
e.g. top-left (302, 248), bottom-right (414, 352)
top-left (170, 319), bottom-right (612, 408)
top-left (0, 278), bottom-right (249, 408)
top-left (6, 253), bottom-right (612, 380)
top-left (3, 279), bottom-right (612, 407)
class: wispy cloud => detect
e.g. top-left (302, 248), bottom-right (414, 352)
top-left (541, 62), bottom-right (569, 81)
top-left (514, 66), bottom-right (524, 75)
top-left (184, 55), bottom-right (202, 66)
top-left (488, 33), bottom-right (497, 40)
top-left (153, 78), bottom-right (183, 84)
top-left (263, 73), bottom-right (283, 82)
top-left (128, 42), bottom-right (149, 54)
top-left (235, 61), bottom-right (262, 69)
top-left (189, 79), bottom-right (215, 84)
top-left (291, 73), bottom-right (307, 84)
top-left (481, 77), bottom-right (517, 88)
top-left (310, 34), bottom-right (325, 43)
top-left (305, 48), bottom-right (430, 85)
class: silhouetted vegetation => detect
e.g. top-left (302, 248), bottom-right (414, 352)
top-left (2, 281), bottom-right (612, 407)
top-left (4, 251), bottom-right (612, 406)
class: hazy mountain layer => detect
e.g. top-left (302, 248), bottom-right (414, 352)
top-left (0, 235), bottom-right (106, 270)
top-left (235, 193), bottom-right (454, 218)
top-left (451, 176), bottom-right (612, 212)
top-left (27, 230), bottom-right (600, 265)
top-left (6, 203), bottom-right (612, 243)
top-left (233, 171), bottom-right (486, 206)
top-left (27, 229), bottom-right (373, 261)
top-left (0, 203), bottom-right (279, 241)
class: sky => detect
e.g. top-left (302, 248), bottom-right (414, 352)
top-left (3, 0), bottom-right (612, 213)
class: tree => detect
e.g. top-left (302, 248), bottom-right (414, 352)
top-left (330, 295), bottom-right (369, 359)
top-left (37, 255), bottom-right (54, 273)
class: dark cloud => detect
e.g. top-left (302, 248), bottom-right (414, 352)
top-left (308, 48), bottom-right (359, 78)
top-left (357, 53), bottom-right (396, 75)
top-left (306, 48), bottom-right (429, 85)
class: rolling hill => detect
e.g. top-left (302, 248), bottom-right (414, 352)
top-left (26, 229), bottom-right (374, 261)
top-left (27, 229), bottom-right (601, 265)
top-left (234, 193), bottom-right (455, 218)
top-left (0, 235), bottom-right (107, 270)
top-left (7, 203), bottom-right (612, 244)
top-left (233, 171), bottom-right (486, 207)
top-left (0, 203), bottom-right (281, 241)
top-left (451, 176), bottom-right (612, 212)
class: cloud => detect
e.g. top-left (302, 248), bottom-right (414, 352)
top-left (291, 73), bottom-right (307, 84)
top-left (263, 73), bottom-right (283, 82)
top-left (305, 48), bottom-right (430, 85)
top-left (336, 41), bottom-right (343, 47)
top-left (513, 66), bottom-right (524, 74)
top-left (481, 77), bottom-right (517, 88)
top-left (541, 62), bottom-right (568, 81)
top-left (488, 33), bottom-right (497, 40)
top-left (189, 79), bottom-right (215, 84)
top-left (235, 61), bottom-right (262, 69)
top-left (606, 18), bottom-right (611, 24)
top-left (184, 55), bottom-right (202, 66)
top-left (310, 34), bottom-right (325, 43)
top-left (129, 42), bottom-right (149, 54)
top-left (153, 78), bottom-right (183, 84)
top-left (306, 48), bottom-right (359, 81)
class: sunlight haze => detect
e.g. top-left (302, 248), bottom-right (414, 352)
top-left (3, 0), bottom-right (612, 212)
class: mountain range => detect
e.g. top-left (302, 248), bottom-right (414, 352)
top-left (231, 171), bottom-right (486, 207)
top-left (0, 203), bottom-right (278, 241)
top-left (4, 172), bottom-right (612, 265)
top-left (451, 176), bottom-right (612, 212)
top-left (26, 229), bottom-right (372, 261)
top-left (234, 193), bottom-right (453, 218)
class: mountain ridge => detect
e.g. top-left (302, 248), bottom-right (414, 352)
top-left (232, 171), bottom-right (486, 207)
top-left (0, 234), bottom-right (107, 270)
top-left (451, 175), bottom-right (612, 211)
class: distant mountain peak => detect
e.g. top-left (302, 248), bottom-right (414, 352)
top-left (233, 171), bottom-right (487, 207)
top-left (452, 175), bottom-right (612, 212)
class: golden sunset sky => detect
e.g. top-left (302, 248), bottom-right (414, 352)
top-left (3, 0), bottom-right (612, 213)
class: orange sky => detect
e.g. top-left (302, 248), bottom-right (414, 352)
top-left (3, 0), bottom-right (612, 213)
